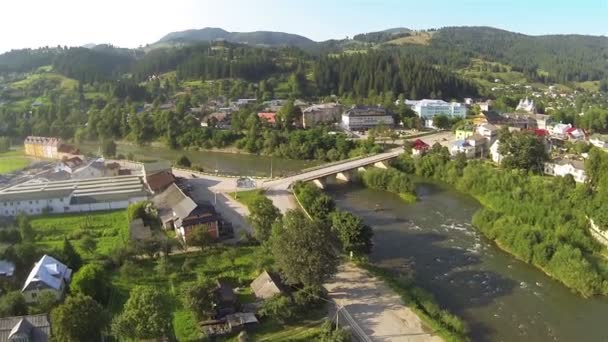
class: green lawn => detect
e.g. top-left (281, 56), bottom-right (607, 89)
top-left (0, 150), bottom-right (31, 174)
top-left (30, 210), bottom-right (129, 258)
top-left (230, 189), bottom-right (265, 208)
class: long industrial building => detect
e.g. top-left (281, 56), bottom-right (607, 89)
top-left (0, 175), bottom-right (149, 216)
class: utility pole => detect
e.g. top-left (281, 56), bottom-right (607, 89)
top-left (270, 156), bottom-right (273, 179)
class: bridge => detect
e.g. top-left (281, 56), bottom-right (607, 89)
top-left (262, 148), bottom-right (403, 191)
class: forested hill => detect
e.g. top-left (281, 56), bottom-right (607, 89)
top-left (429, 26), bottom-right (608, 83)
top-left (155, 27), bottom-right (317, 50)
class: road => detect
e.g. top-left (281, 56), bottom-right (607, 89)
top-left (325, 264), bottom-right (443, 342)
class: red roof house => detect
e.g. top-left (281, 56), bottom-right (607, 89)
top-left (257, 112), bottom-right (277, 124)
top-left (411, 139), bottom-right (430, 156)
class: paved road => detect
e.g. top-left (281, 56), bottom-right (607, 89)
top-left (326, 264), bottom-right (443, 342)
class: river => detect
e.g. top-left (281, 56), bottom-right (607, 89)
top-left (79, 142), bottom-right (320, 177)
top-left (328, 182), bottom-right (608, 342)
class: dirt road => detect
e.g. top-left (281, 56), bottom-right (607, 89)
top-left (325, 264), bottom-right (443, 342)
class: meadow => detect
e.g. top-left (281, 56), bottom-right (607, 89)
top-left (0, 150), bottom-right (30, 174)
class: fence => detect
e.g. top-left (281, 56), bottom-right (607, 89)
top-left (333, 303), bottom-right (372, 342)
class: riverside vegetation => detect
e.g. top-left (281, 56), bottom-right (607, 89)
top-left (389, 135), bottom-right (608, 297)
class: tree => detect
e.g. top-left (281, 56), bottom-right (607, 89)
top-left (17, 213), bottom-right (35, 243)
top-left (61, 238), bottom-right (82, 271)
top-left (258, 294), bottom-right (295, 324)
top-left (432, 114), bottom-right (451, 129)
top-left (176, 155), bottom-right (192, 168)
top-left (330, 211), bottom-right (373, 255)
top-left (182, 280), bottom-right (217, 320)
top-left (70, 263), bottom-right (110, 304)
top-left (80, 235), bottom-right (97, 254)
top-left (319, 321), bottom-right (351, 342)
top-left (111, 286), bottom-right (172, 340)
top-left (0, 137), bottom-right (10, 153)
top-left (188, 226), bottom-right (213, 250)
top-left (102, 140), bottom-right (116, 157)
top-left (271, 210), bottom-right (338, 286)
top-left (51, 295), bottom-right (107, 342)
top-left (498, 129), bottom-right (548, 173)
top-left (35, 290), bottom-right (58, 314)
top-left (247, 194), bottom-right (281, 242)
top-left (0, 291), bottom-right (27, 316)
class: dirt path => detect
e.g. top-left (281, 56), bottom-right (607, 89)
top-left (325, 263), bottom-right (443, 342)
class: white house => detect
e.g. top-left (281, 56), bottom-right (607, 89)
top-left (590, 134), bottom-right (608, 149)
top-left (476, 123), bottom-right (499, 143)
top-left (551, 123), bottom-right (573, 137)
top-left (544, 159), bottom-right (587, 183)
top-left (22, 255), bottom-right (72, 303)
top-left (341, 105), bottom-right (394, 131)
top-left (405, 99), bottom-right (467, 127)
top-left (490, 140), bottom-right (503, 164)
top-left (0, 175), bottom-right (149, 217)
top-left (450, 140), bottom-right (476, 158)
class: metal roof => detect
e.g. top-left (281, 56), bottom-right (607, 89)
top-left (22, 255), bottom-right (72, 292)
top-left (0, 314), bottom-right (50, 342)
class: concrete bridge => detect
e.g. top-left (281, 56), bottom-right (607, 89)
top-left (262, 148), bottom-right (403, 191)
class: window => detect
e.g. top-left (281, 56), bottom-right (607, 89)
top-left (31, 292), bottom-right (37, 299)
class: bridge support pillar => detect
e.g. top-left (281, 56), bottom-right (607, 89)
top-left (357, 167), bottom-right (367, 173)
top-left (336, 172), bottom-right (352, 182)
top-left (374, 161), bottom-right (389, 169)
top-left (312, 179), bottom-right (326, 189)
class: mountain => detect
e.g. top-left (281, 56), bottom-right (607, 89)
top-left (352, 27), bottom-right (412, 43)
top-left (155, 27), bottom-right (317, 50)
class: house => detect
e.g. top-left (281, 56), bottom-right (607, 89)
top-left (405, 99), bottom-right (467, 127)
top-left (551, 123), bottom-right (573, 138)
top-left (0, 314), bottom-right (51, 342)
top-left (477, 100), bottom-right (491, 112)
top-left (24, 137), bottom-right (62, 159)
top-left (0, 175), bottom-right (149, 217)
top-left (301, 103), bottom-right (342, 128)
top-left (235, 98), bottom-right (257, 107)
top-left (516, 97), bottom-right (536, 113)
top-left (341, 105), bottom-right (394, 131)
top-left (455, 126), bottom-right (475, 140)
top-left (71, 159), bottom-right (107, 179)
top-left (215, 280), bottom-right (238, 317)
top-left (466, 133), bottom-right (488, 156)
top-left (22, 255), bottom-right (72, 303)
top-left (0, 260), bottom-right (15, 278)
top-left (257, 112), bottom-right (277, 125)
top-left (55, 156), bottom-right (84, 174)
top-left (566, 127), bottom-right (586, 141)
top-left (226, 312), bottom-right (259, 330)
top-left (476, 123), bottom-right (499, 142)
top-left (490, 140), bottom-right (502, 164)
top-left (590, 134), bottom-right (608, 149)
top-left (250, 271), bottom-right (287, 300)
top-left (202, 112), bottom-right (230, 128)
top-left (411, 139), bottom-right (430, 156)
top-left (56, 143), bottom-right (80, 160)
top-left (532, 114), bottom-right (553, 130)
top-left (146, 171), bottom-right (176, 194)
top-left (450, 140), bottom-right (476, 158)
top-left (154, 184), bottom-right (220, 244)
top-left (544, 159), bottom-right (587, 183)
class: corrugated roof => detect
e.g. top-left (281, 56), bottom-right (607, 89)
top-left (250, 271), bottom-right (286, 299)
top-left (0, 314), bottom-right (50, 342)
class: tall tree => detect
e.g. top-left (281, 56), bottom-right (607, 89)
top-left (330, 211), bottom-right (373, 256)
top-left (61, 238), bottom-right (82, 271)
top-left (70, 263), bottom-right (110, 304)
top-left (247, 194), bottom-right (281, 242)
top-left (271, 210), bottom-right (339, 286)
top-left (111, 286), bottom-right (173, 340)
top-left (51, 295), bottom-right (108, 342)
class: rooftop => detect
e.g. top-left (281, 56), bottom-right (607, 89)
top-left (22, 255), bottom-right (71, 292)
top-left (0, 314), bottom-right (50, 342)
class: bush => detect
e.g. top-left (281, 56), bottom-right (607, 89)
top-left (176, 155), bottom-right (192, 168)
top-left (258, 294), bottom-right (295, 324)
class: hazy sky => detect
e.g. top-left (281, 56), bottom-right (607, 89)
top-left (1, 0), bottom-right (606, 52)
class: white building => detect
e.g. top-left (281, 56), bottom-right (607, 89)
top-left (341, 105), bottom-right (394, 131)
top-left (516, 97), bottom-right (536, 113)
top-left (405, 99), bottom-right (467, 127)
top-left (301, 103), bottom-right (342, 128)
top-left (0, 175), bottom-right (149, 217)
top-left (450, 140), bottom-right (476, 158)
top-left (476, 123), bottom-right (499, 143)
top-left (22, 255), bottom-right (72, 303)
top-left (490, 140), bottom-right (503, 164)
top-left (544, 159), bottom-right (587, 183)
top-left (590, 134), bottom-right (608, 149)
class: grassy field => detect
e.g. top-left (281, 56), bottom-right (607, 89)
top-left (0, 150), bottom-right (31, 174)
top-left (230, 189), bottom-right (265, 208)
top-left (386, 31), bottom-right (434, 45)
top-left (30, 210), bottom-right (129, 258)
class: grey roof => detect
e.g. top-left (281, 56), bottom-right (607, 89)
top-left (0, 260), bottom-right (15, 277)
top-left (555, 159), bottom-right (586, 170)
top-left (0, 175), bottom-right (148, 204)
top-left (343, 105), bottom-right (391, 117)
top-left (159, 183), bottom-right (197, 219)
top-left (250, 271), bottom-right (286, 299)
top-left (22, 255), bottom-right (72, 292)
top-left (0, 314), bottom-right (50, 342)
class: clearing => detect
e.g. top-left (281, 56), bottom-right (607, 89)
top-left (0, 150), bottom-right (31, 174)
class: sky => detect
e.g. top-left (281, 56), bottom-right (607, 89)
top-left (1, 0), bottom-right (606, 53)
